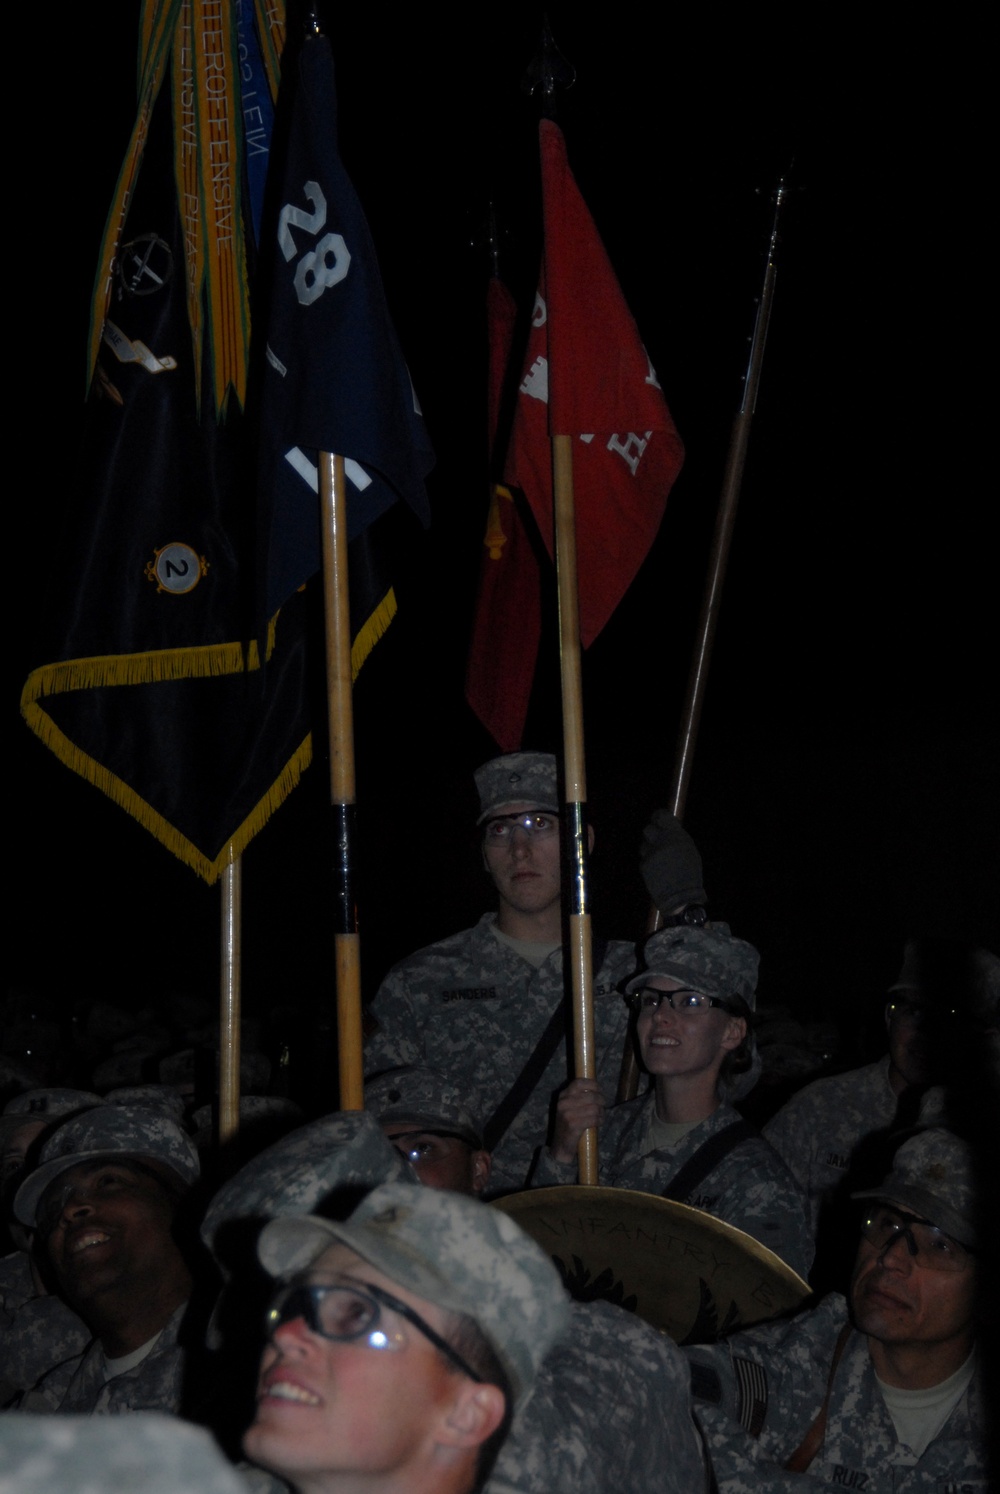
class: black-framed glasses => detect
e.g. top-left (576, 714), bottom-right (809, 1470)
top-left (482, 811), bottom-right (559, 842)
top-left (860, 1207), bottom-right (974, 1273)
top-left (626, 986), bottom-right (726, 1015)
top-left (266, 1279), bottom-right (483, 1382)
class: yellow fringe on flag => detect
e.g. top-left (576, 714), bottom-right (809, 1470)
top-left (21, 610), bottom-right (278, 701)
top-left (23, 698), bottom-right (312, 885)
top-left (351, 588), bottom-right (397, 681)
top-left (21, 610), bottom-right (299, 885)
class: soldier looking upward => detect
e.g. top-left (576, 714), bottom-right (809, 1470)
top-left (685, 1128), bottom-right (986, 1492)
top-left (13, 1105), bottom-right (204, 1415)
top-left (243, 1182), bottom-right (565, 1494)
top-left (533, 924), bottom-right (812, 1276)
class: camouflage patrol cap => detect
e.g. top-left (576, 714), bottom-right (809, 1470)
top-left (200, 1109), bottom-right (412, 1255)
top-left (366, 1066), bottom-right (484, 1148)
top-left (190, 1095), bottom-right (304, 1155)
top-left (889, 939), bottom-right (1000, 1024)
top-left (103, 1086), bottom-right (187, 1123)
top-left (13, 1104), bottom-right (200, 1228)
top-left (626, 924), bottom-right (760, 1011)
top-left (2, 1088), bottom-right (103, 1119)
top-left (258, 1181), bottom-right (569, 1399)
top-left (475, 751), bottom-right (559, 823)
top-left (1, 1089), bottom-right (103, 1152)
top-left (853, 1127), bottom-right (978, 1249)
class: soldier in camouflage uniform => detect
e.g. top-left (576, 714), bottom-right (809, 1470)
top-left (0, 1255), bottom-right (90, 1409)
top-left (12, 1105), bottom-right (203, 1415)
top-left (763, 942), bottom-right (998, 1239)
top-left (365, 753), bottom-right (637, 1195)
top-left (242, 1181), bottom-right (568, 1494)
top-left (684, 1128), bottom-right (985, 1491)
top-left (0, 1411), bottom-right (255, 1494)
top-left (202, 1111), bottom-right (414, 1255)
top-left (0, 1089), bottom-right (99, 1405)
top-left (204, 1096), bottom-right (706, 1494)
top-left (365, 1064), bottom-right (708, 1493)
top-left (534, 925), bottom-right (813, 1277)
top-left (366, 1065), bottom-right (493, 1195)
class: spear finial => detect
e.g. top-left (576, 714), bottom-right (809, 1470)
top-left (521, 16), bottom-right (575, 117)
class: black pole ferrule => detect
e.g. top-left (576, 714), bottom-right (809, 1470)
top-left (564, 800), bottom-right (589, 917)
top-left (331, 801), bottom-right (357, 935)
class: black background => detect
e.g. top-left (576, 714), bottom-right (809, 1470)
top-left (11, 4), bottom-right (995, 1088)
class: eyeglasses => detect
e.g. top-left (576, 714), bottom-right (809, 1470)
top-left (860, 1207), bottom-right (974, 1273)
top-left (266, 1280), bottom-right (483, 1382)
top-left (658, 905), bottom-right (708, 929)
top-left (886, 999), bottom-right (928, 1023)
top-left (626, 987), bottom-right (726, 1015)
top-left (385, 1129), bottom-right (470, 1159)
top-left (482, 811), bottom-right (559, 842)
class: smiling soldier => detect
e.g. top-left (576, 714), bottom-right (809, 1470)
top-left (0, 1088), bottom-right (100, 1404)
top-left (243, 1181), bottom-right (568, 1494)
top-left (684, 1127), bottom-right (986, 1491)
top-left (365, 752), bottom-right (637, 1195)
top-left (533, 924), bottom-right (812, 1276)
top-left (13, 1104), bottom-right (202, 1414)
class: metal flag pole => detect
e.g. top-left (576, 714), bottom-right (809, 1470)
top-left (618, 175), bottom-right (790, 1104)
top-left (320, 451), bottom-right (364, 1110)
top-left (670, 176), bottom-right (789, 821)
top-left (219, 844), bottom-right (242, 1153)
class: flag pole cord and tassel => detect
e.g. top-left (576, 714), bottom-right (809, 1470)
top-left (618, 175), bottom-right (790, 1103)
top-left (218, 844), bottom-right (242, 1163)
top-left (320, 452), bottom-right (365, 1110)
top-left (553, 434), bottom-right (599, 1185)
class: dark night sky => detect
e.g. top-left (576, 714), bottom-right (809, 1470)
top-left (11, 5), bottom-right (995, 1083)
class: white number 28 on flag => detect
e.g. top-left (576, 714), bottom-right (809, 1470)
top-left (277, 180), bottom-right (351, 306)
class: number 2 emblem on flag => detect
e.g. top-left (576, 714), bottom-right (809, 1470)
top-left (144, 543), bottom-right (209, 595)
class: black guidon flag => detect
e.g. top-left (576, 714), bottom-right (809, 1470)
top-left (255, 28), bottom-right (433, 631)
top-left (22, 13), bottom-right (432, 884)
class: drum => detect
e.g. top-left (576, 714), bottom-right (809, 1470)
top-left (493, 1185), bottom-right (810, 1341)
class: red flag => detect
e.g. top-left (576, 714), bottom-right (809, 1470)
top-left (506, 119), bottom-right (684, 647)
top-left (486, 273), bottom-right (518, 441)
top-left (465, 276), bottom-right (543, 751)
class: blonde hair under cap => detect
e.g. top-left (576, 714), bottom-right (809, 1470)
top-left (258, 1181), bottom-right (569, 1400)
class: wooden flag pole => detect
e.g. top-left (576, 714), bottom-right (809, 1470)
top-left (219, 844), bottom-right (242, 1153)
top-left (617, 178), bottom-right (790, 1104)
top-left (319, 451), bottom-right (364, 1110)
top-left (552, 433), bottom-right (599, 1185)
